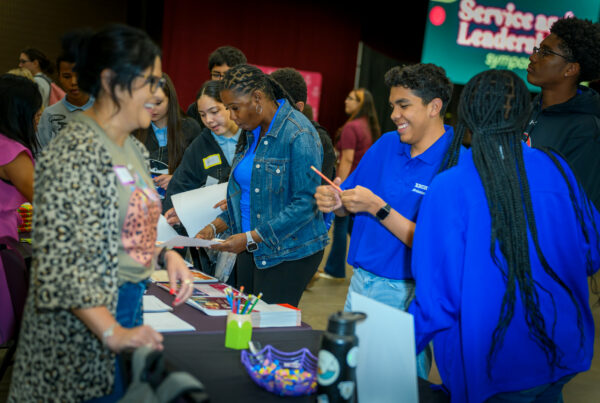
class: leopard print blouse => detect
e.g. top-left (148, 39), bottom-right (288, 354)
top-left (8, 117), bottom-right (150, 402)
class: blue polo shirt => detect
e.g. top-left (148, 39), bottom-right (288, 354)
top-left (151, 122), bottom-right (167, 147)
top-left (233, 100), bottom-right (285, 232)
top-left (211, 128), bottom-right (241, 165)
top-left (342, 125), bottom-right (455, 280)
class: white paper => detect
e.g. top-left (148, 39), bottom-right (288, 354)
top-left (158, 235), bottom-right (224, 249)
top-left (156, 215), bottom-right (179, 243)
top-left (352, 292), bottom-right (419, 403)
top-left (143, 295), bottom-right (172, 312)
top-left (205, 175), bottom-right (219, 186)
top-left (172, 182), bottom-right (228, 238)
top-left (143, 312), bottom-right (195, 333)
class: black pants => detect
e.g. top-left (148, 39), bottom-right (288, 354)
top-left (235, 249), bottom-right (324, 307)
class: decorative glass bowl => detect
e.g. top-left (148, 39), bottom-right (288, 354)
top-left (241, 345), bottom-right (318, 396)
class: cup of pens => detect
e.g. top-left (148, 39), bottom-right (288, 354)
top-left (224, 287), bottom-right (262, 350)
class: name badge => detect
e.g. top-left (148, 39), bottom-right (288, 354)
top-left (113, 165), bottom-right (135, 185)
top-left (203, 154), bottom-right (222, 169)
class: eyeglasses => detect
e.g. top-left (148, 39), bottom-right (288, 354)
top-left (211, 71), bottom-right (226, 80)
top-left (532, 46), bottom-right (573, 61)
top-left (18, 59), bottom-right (30, 64)
top-left (138, 74), bottom-right (166, 93)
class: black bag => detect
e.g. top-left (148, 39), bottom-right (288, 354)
top-left (119, 346), bottom-right (209, 403)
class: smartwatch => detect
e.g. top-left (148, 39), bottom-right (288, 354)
top-left (245, 231), bottom-right (259, 253)
top-left (375, 203), bottom-right (392, 221)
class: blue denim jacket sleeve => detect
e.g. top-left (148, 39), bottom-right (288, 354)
top-left (254, 127), bottom-right (323, 249)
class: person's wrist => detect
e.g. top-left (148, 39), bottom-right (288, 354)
top-left (103, 323), bottom-right (122, 352)
top-left (209, 223), bottom-right (217, 237)
top-left (369, 196), bottom-right (386, 216)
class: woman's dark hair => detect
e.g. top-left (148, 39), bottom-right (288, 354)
top-left (456, 69), bottom-right (596, 377)
top-left (0, 74), bottom-right (42, 154)
top-left (196, 80), bottom-right (224, 103)
top-left (135, 73), bottom-right (186, 174)
top-left (21, 48), bottom-right (54, 75)
top-left (337, 88), bottom-right (381, 145)
top-left (221, 64), bottom-right (297, 153)
top-left (64, 24), bottom-right (161, 110)
top-left (551, 17), bottom-right (600, 83)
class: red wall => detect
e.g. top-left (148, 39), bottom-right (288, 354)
top-left (161, 0), bottom-right (360, 134)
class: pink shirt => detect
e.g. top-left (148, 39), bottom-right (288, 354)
top-left (336, 117), bottom-right (373, 174)
top-left (0, 134), bottom-right (33, 241)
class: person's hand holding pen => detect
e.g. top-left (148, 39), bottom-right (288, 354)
top-left (164, 250), bottom-right (194, 306)
top-left (341, 185), bottom-right (386, 215)
top-left (314, 177), bottom-right (344, 213)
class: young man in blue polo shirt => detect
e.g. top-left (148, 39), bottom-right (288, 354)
top-left (315, 63), bottom-right (461, 379)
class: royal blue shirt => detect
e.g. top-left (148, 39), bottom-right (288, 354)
top-left (409, 147), bottom-right (600, 402)
top-left (233, 100), bottom-right (285, 233)
top-left (342, 125), bottom-right (455, 280)
top-left (151, 122), bottom-right (167, 147)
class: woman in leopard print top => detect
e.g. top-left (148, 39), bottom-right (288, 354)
top-left (9, 25), bottom-right (194, 402)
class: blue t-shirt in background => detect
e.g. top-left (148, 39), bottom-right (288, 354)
top-left (342, 125), bottom-right (455, 280)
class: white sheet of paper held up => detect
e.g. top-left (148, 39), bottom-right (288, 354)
top-left (172, 182), bottom-right (228, 238)
top-left (351, 292), bottom-right (419, 403)
top-left (157, 214), bottom-right (179, 243)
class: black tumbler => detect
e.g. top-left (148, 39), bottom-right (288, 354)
top-left (316, 311), bottom-right (367, 403)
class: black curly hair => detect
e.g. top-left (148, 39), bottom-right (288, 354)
top-left (270, 68), bottom-right (307, 104)
top-left (384, 63), bottom-right (453, 116)
top-left (208, 46), bottom-right (247, 72)
top-left (551, 17), bottom-right (600, 82)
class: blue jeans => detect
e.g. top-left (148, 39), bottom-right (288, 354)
top-left (86, 280), bottom-right (148, 403)
top-left (344, 267), bottom-right (432, 380)
top-left (485, 374), bottom-right (575, 403)
top-left (324, 215), bottom-right (352, 278)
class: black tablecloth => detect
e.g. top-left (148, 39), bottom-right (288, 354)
top-left (162, 330), bottom-right (450, 403)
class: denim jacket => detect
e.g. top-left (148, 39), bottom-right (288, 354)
top-left (218, 100), bottom-right (328, 268)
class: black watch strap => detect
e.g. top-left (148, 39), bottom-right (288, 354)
top-left (376, 203), bottom-right (391, 221)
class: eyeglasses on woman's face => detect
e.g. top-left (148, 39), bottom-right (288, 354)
top-left (138, 74), bottom-right (166, 93)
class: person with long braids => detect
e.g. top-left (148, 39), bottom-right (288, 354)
top-left (408, 69), bottom-right (600, 402)
top-left (320, 88), bottom-right (380, 279)
top-left (195, 64), bottom-right (328, 306)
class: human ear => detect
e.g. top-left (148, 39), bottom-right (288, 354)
top-left (429, 98), bottom-right (443, 117)
top-left (564, 62), bottom-right (581, 79)
top-left (99, 68), bottom-right (114, 96)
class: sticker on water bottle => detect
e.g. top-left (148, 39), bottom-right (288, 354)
top-left (338, 381), bottom-right (355, 400)
top-left (346, 346), bottom-right (358, 368)
top-left (317, 350), bottom-right (340, 386)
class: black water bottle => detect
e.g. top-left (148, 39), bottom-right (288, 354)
top-left (317, 311), bottom-right (367, 403)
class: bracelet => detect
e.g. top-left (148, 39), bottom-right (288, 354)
top-left (209, 223), bottom-right (217, 238)
top-left (102, 323), bottom-right (117, 347)
top-left (157, 246), bottom-right (171, 269)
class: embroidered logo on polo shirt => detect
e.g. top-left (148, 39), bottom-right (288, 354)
top-left (412, 183), bottom-right (428, 195)
top-left (203, 154), bottom-right (222, 169)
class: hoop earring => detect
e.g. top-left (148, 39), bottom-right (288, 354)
top-left (256, 104), bottom-right (263, 114)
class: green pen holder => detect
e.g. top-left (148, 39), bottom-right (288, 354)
top-left (225, 312), bottom-right (253, 350)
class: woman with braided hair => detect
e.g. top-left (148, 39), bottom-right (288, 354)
top-left (196, 64), bottom-right (328, 306)
top-left (408, 69), bottom-right (600, 403)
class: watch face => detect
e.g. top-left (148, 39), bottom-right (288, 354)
top-left (246, 242), bottom-right (259, 252)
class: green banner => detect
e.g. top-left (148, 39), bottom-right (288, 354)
top-left (421, 0), bottom-right (600, 91)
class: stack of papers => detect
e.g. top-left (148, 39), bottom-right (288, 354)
top-left (143, 312), bottom-right (195, 333)
top-left (143, 295), bottom-right (172, 312)
top-left (250, 302), bottom-right (301, 328)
